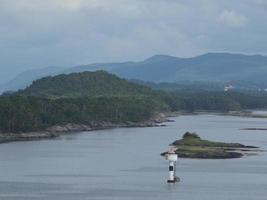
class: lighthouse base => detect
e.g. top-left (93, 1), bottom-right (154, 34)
top-left (167, 176), bottom-right (180, 183)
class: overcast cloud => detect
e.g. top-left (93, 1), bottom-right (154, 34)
top-left (0, 0), bottom-right (267, 83)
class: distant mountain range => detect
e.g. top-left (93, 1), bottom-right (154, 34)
top-left (2, 52), bottom-right (267, 93)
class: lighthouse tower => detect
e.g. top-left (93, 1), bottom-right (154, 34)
top-left (167, 147), bottom-right (179, 183)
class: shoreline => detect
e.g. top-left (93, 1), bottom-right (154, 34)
top-left (1, 110), bottom-right (266, 144)
top-left (0, 112), bottom-right (176, 144)
top-left (180, 110), bottom-right (267, 118)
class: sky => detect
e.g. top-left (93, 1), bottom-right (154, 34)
top-left (1, 0), bottom-right (267, 84)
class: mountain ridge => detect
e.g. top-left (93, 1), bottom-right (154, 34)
top-left (2, 52), bottom-right (267, 93)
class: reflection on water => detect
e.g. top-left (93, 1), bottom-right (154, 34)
top-left (0, 115), bottom-right (267, 200)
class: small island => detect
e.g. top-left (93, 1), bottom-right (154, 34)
top-left (162, 132), bottom-right (259, 159)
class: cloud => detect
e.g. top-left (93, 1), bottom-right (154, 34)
top-left (103, 23), bottom-right (203, 60)
top-left (0, 0), bottom-right (267, 84)
top-left (218, 10), bottom-right (248, 28)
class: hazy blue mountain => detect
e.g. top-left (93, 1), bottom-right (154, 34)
top-left (66, 53), bottom-right (267, 83)
top-left (0, 66), bottom-right (63, 93)
top-left (2, 52), bottom-right (267, 93)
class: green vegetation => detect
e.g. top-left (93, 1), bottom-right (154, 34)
top-left (2, 70), bottom-right (267, 134)
top-left (173, 132), bottom-right (251, 148)
top-left (164, 132), bottom-right (258, 159)
top-left (19, 71), bottom-right (157, 98)
top-left (0, 71), bottom-right (169, 133)
top-left (0, 95), bottom-right (161, 133)
top-left (167, 90), bottom-right (267, 112)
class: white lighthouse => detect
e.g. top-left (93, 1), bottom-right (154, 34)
top-left (167, 147), bottom-right (179, 183)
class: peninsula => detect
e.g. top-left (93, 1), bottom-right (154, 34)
top-left (0, 71), bottom-right (173, 143)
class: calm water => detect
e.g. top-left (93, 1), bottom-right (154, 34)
top-left (252, 110), bottom-right (267, 116)
top-left (0, 115), bottom-right (267, 200)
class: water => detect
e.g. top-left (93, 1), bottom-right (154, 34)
top-left (0, 114), bottom-right (267, 200)
top-left (251, 110), bottom-right (267, 116)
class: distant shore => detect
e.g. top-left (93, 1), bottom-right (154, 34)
top-left (179, 110), bottom-right (267, 118)
top-left (0, 112), bottom-right (176, 144)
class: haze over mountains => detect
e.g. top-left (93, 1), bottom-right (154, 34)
top-left (2, 52), bottom-right (267, 93)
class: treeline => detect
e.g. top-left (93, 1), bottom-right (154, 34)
top-left (0, 71), bottom-right (170, 133)
top-left (166, 91), bottom-right (267, 112)
top-left (19, 71), bottom-right (156, 98)
top-left (0, 95), bottom-right (167, 133)
top-left (2, 90), bottom-right (267, 133)
top-left (2, 71), bottom-right (267, 134)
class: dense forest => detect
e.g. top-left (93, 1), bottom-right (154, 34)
top-left (1, 71), bottom-right (267, 133)
top-left (0, 95), bottom-right (164, 133)
top-left (0, 71), bottom-right (169, 133)
top-left (167, 91), bottom-right (267, 112)
top-left (18, 71), bottom-right (156, 98)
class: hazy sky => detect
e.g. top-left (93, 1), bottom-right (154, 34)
top-left (1, 0), bottom-right (267, 83)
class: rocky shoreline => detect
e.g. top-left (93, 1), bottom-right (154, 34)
top-left (224, 111), bottom-right (267, 118)
top-left (0, 112), bottom-right (175, 144)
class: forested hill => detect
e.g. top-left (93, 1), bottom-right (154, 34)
top-left (2, 70), bottom-right (267, 134)
top-left (19, 71), bottom-right (155, 98)
top-left (0, 71), bottom-right (169, 133)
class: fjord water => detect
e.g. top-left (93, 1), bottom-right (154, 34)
top-left (0, 115), bottom-right (267, 200)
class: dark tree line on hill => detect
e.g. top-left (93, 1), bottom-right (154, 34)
top-left (0, 95), bottom-right (167, 133)
top-left (1, 71), bottom-right (267, 133)
top-left (18, 71), bottom-right (156, 98)
top-left (167, 91), bottom-right (267, 112)
top-left (2, 91), bottom-right (267, 133)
